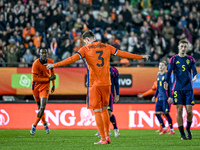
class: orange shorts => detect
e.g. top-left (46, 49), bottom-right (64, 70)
top-left (87, 85), bottom-right (111, 109)
top-left (32, 83), bottom-right (50, 102)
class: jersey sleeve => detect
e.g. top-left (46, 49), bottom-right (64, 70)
top-left (54, 46), bottom-right (87, 67)
top-left (165, 56), bottom-right (175, 83)
top-left (50, 60), bottom-right (55, 86)
top-left (191, 57), bottom-right (198, 77)
top-left (107, 44), bottom-right (118, 55)
top-left (154, 79), bottom-right (159, 98)
top-left (77, 46), bottom-right (86, 58)
top-left (32, 62), bottom-right (39, 75)
top-left (115, 49), bottom-right (143, 59)
top-left (107, 44), bottom-right (143, 59)
top-left (167, 77), bottom-right (172, 98)
top-left (54, 53), bottom-right (81, 67)
top-left (113, 71), bottom-right (119, 95)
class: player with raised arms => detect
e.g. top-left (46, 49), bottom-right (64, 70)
top-left (30, 48), bottom-right (56, 135)
top-left (46, 30), bottom-right (150, 144)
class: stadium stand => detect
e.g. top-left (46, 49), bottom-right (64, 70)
top-left (0, 0), bottom-right (200, 67)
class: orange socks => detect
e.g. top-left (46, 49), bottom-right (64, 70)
top-left (94, 111), bottom-right (105, 140)
top-left (102, 109), bottom-right (110, 137)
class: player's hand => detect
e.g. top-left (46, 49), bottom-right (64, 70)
top-left (49, 75), bottom-right (56, 81)
top-left (192, 75), bottom-right (197, 82)
top-left (114, 95), bottom-right (119, 103)
top-left (137, 93), bottom-right (143, 98)
top-left (152, 97), bottom-right (156, 102)
top-left (46, 63), bottom-right (54, 70)
top-left (51, 86), bottom-right (55, 93)
top-left (164, 82), bottom-right (168, 90)
top-left (142, 55), bottom-right (150, 61)
top-left (167, 97), bottom-right (173, 104)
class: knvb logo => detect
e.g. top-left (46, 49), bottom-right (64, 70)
top-left (0, 109), bottom-right (10, 126)
top-left (19, 74), bottom-right (31, 87)
top-left (84, 74), bottom-right (132, 88)
top-left (12, 74), bottom-right (32, 88)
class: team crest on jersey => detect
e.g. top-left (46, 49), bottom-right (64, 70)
top-left (186, 59), bottom-right (190, 65)
top-left (176, 61), bottom-right (180, 64)
top-left (162, 76), bottom-right (165, 81)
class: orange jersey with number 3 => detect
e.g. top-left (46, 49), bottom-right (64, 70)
top-left (54, 41), bottom-right (143, 87)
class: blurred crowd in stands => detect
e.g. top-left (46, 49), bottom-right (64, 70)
top-left (0, 0), bottom-right (200, 67)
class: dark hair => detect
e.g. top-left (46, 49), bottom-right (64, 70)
top-left (178, 40), bottom-right (188, 45)
top-left (39, 47), bottom-right (48, 53)
top-left (81, 30), bottom-right (95, 39)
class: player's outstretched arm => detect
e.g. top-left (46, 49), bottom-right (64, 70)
top-left (137, 93), bottom-right (143, 98)
top-left (137, 81), bottom-right (157, 98)
top-left (115, 50), bottom-right (150, 60)
top-left (46, 64), bottom-right (54, 70)
top-left (46, 53), bottom-right (81, 70)
top-left (142, 55), bottom-right (150, 61)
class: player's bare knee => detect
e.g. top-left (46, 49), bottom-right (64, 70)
top-left (187, 110), bottom-right (193, 117)
top-left (177, 109), bottom-right (183, 116)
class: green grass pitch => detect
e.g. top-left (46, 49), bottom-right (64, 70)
top-left (0, 129), bottom-right (200, 150)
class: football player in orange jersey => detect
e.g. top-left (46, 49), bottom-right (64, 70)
top-left (46, 30), bottom-right (150, 144)
top-left (30, 48), bottom-right (56, 135)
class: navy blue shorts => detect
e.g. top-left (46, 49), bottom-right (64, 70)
top-left (108, 93), bottom-right (113, 112)
top-left (173, 90), bottom-right (195, 105)
top-left (155, 100), bottom-right (170, 113)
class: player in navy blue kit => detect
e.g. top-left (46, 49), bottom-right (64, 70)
top-left (95, 66), bottom-right (120, 137)
top-left (164, 40), bottom-right (198, 140)
top-left (109, 66), bottom-right (120, 137)
top-left (152, 61), bottom-right (175, 135)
